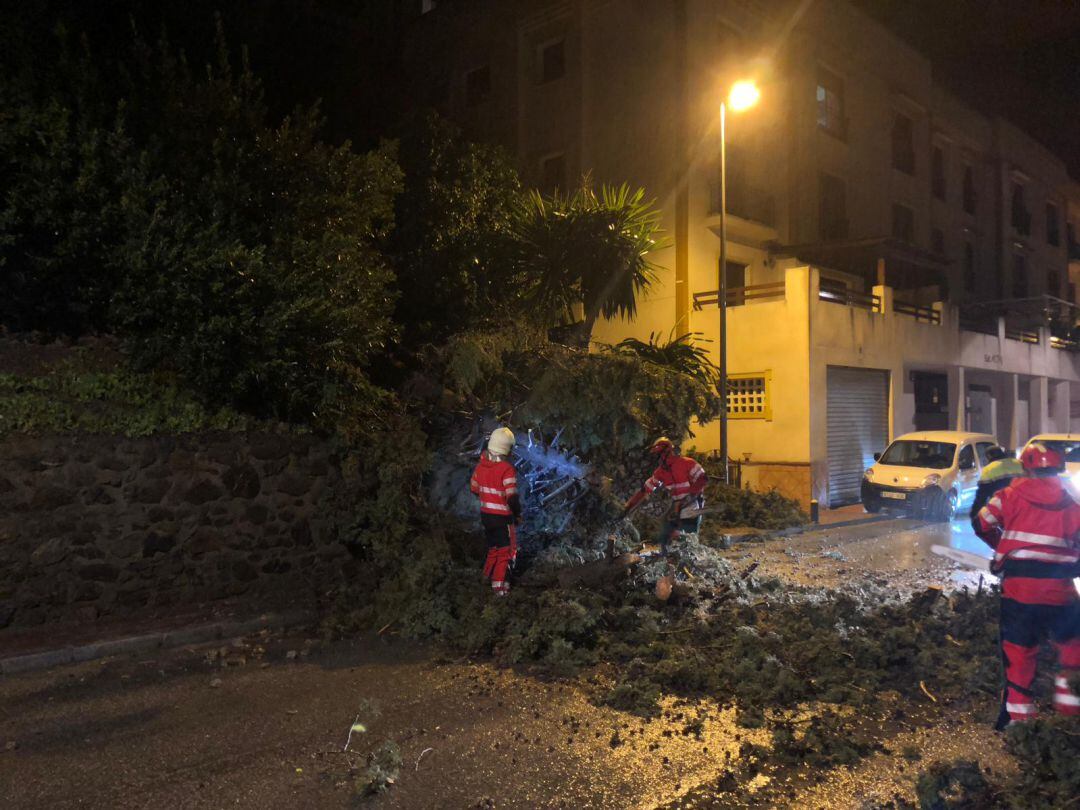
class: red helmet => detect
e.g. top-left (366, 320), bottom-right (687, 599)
top-left (649, 437), bottom-right (675, 455)
top-left (1020, 443), bottom-right (1064, 472)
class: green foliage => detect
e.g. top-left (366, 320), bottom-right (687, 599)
top-left (0, 35), bottom-right (127, 334)
top-left (514, 181), bottom-right (668, 343)
top-left (1, 23), bottom-right (402, 429)
top-left (355, 740), bottom-right (402, 797)
top-left (437, 329), bottom-right (721, 466)
top-left (110, 32), bottom-right (401, 425)
top-left (699, 474), bottom-right (808, 530)
top-left (1003, 716), bottom-right (1080, 808)
top-left (387, 113), bottom-right (522, 347)
top-left (0, 364), bottom-right (248, 438)
top-left (522, 350), bottom-right (720, 464)
top-left (915, 760), bottom-right (996, 809)
top-left (605, 331), bottom-right (719, 386)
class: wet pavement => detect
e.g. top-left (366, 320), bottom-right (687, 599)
top-left (724, 514), bottom-right (996, 595)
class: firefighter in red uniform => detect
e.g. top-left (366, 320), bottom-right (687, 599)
top-left (470, 427), bottom-right (521, 597)
top-left (622, 437), bottom-right (708, 555)
top-left (974, 443), bottom-right (1080, 727)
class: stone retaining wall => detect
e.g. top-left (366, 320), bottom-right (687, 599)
top-left (0, 432), bottom-right (355, 629)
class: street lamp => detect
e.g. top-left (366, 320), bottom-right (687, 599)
top-left (718, 80), bottom-right (760, 484)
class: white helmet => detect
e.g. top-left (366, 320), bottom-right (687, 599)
top-left (487, 427), bottom-right (516, 458)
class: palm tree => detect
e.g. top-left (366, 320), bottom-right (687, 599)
top-left (514, 181), bottom-right (668, 346)
top-left (606, 330), bottom-right (719, 386)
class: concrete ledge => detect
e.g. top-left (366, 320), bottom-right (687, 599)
top-left (0, 609), bottom-right (315, 677)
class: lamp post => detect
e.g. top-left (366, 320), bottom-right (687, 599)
top-left (718, 80), bottom-right (760, 484)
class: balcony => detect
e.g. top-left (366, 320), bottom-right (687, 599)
top-left (693, 282), bottom-right (785, 310)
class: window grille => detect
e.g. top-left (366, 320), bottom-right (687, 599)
top-left (726, 372), bottom-right (772, 420)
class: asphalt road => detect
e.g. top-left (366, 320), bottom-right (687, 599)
top-left (0, 518), bottom-right (1010, 809)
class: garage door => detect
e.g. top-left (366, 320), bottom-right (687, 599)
top-left (827, 366), bottom-right (889, 507)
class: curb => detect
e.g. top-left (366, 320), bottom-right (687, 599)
top-left (0, 608), bottom-right (316, 676)
top-left (793, 514), bottom-right (897, 533)
top-left (720, 514), bottom-right (898, 547)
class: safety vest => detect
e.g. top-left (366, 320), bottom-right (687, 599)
top-left (470, 455), bottom-right (519, 518)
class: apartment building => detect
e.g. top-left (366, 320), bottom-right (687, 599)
top-left (405, 0), bottom-right (1080, 508)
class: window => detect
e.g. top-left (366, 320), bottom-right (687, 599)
top-left (1012, 254), bottom-right (1028, 298)
top-left (931, 227), bottom-right (945, 256)
top-left (891, 113), bottom-right (915, 175)
top-left (1048, 269), bottom-right (1061, 298)
top-left (962, 164), bottom-right (976, 214)
top-left (540, 152), bottom-right (566, 193)
top-left (976, 442), bottom-right (995, 467)
top-left (1011, 183), bottom-right (1031, 235)
top-left (1047, 202), bottom-right (1060, 246)
top-left (726, 372), bottom-right (771, 420)
top-left (539, 39), bottom-right (565, 84)
top-left (723, 260), bottom-right (748, 304)
top-left (465, 65), bottom-right (490, 107)
top-left (932, 146), bottom-right (946, 200)
top-left (816, 67), bottom-right (845, 138)
top-left (958, 444), bottom-right (976, 471)
top-left (818, 173), bottom-right (847, 240)
top-left (892, 203), bottom-right (915, 243)
top-left (963, 242), bottom-right (976, 293)
top-left (879, 440), bottom-right (955, 469)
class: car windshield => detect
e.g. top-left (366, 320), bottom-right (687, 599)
top-left (1031, 440), bottom-right (1080, 463)
top-left (878, 440), bottom-right (956, 469)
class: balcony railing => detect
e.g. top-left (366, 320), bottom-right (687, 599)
top-left (1051, 335), bottom-right (1079, 352)
top-left (893, 299), bottom-right (941, 324)
top-left (693, 282), bottom-right (785, 310)
top-left (818, 284), bottom-right (882, 313)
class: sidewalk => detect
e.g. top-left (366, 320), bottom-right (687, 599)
top-left (0, 601), bottom-right (316, 675)
top-left (817, 503), bottom-right (879, 526)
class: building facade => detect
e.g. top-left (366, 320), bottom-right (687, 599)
top-left (405, 0), bottom-right (1080, 508)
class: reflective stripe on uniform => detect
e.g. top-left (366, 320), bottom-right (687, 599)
top-left (997, 548), bottom-right (1080, 564)
top-left (481, 502), bottom-right (511, 513)
top-left (1001, 530), bottom-right (1075, 548)
top-left (1006, 702), bottom-right (1037, 714)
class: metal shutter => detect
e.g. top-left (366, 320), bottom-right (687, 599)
top-left (827, 366), bottom-right (889, 507)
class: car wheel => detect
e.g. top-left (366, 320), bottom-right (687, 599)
top-left (862, 499), bottom-right (881, 514)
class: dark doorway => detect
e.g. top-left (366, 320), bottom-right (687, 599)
top-left (913, 372), bottom-right (949, 430)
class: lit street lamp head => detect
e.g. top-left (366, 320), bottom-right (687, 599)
top-left (728, 80), bottom-right (761, 112)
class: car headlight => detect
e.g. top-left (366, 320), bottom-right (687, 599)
top-left (863, 468), bottom-right (874, 481)
top-left (1071, 472), bottom-right (1080, 486)
top-left (922, 474), bottom-right (941, 487)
